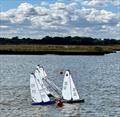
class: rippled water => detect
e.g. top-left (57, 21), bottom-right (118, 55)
top-left (0, 52), bottom-right (120, 117)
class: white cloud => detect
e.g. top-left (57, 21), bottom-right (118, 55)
top-left (0, 25), bottom-right (9, 29)
top-left (82, 0), bottom-right (107, 7)
top-left (100, 24), bottom-right (120, 39)
top-left (50, 2), bottom-right (66, 10)
top-left (0, 1), bottom-right (120, 39)
top-left (82, 0), bottom-right (120, 7)
top-left (82, 8), bottom-right (116, 23)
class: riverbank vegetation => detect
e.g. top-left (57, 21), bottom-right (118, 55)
top-left (0, 36), bottom-right (120, 55)
top-left (0, 36), bottom-right (120, 45)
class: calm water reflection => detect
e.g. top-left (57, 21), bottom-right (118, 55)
top-left (0, 52), bottom-right (120, 117)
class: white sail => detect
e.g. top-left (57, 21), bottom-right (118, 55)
top-left (69, 74), bottom-right (80, 100)
top-left (36, 65), bottom-right (47, 79)
top-left (62, 70), bottom-right (80, 101)
top-left (34, 69), bottom-right (50, 95)
top-left (30, 73), bottom-right (50, 103)
top-left (62, 70), bottom-right (72, 100)
top-left (35, 75), bottom-right (50, 102)
top-left (34, 69), bottom-right (43, 85)
top-left (30, 74), bottom-right (42, 102)
top-left (43, 68), bottom-right (47, 78)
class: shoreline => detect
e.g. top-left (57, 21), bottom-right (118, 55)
top-left (0, 44), bottom-right (119, 55)
top-left (0, 50), bottom-right (114, 55)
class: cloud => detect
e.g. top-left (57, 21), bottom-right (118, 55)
top-left (0, 25), bottom-right (9, 29)
top-left (80, 8), bottom-right (118, 24)
top-left (82, 0), bottom-right (120, 7)
top-left (0, 1), bottom-right (120, 39)
top-left (82, 0), bottom-right (107, 7)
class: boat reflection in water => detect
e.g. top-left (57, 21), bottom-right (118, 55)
top-left (61, 103), bottom-right (80, 117)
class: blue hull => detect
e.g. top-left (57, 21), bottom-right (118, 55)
top-left (32, 100), bottom-right (55, 105)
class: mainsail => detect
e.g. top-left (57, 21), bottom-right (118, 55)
top-left (30, 73), bottom-right (50, 103)
top-left (62, 70), bottom-right (80, 101)
top-left (62, 70), bottom-right (72, 100)
top-left (30, 74), bottom-right (42, 102)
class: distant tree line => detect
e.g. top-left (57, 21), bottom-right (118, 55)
top-left (0, 36), bottom-right (120, 45)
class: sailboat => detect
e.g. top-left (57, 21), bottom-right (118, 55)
top-left (62, 70), bottom-right (84, 103)
top-left (30, 73), bottom-right (55, 105)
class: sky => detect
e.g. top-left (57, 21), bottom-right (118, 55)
top-left (0, 0), bottom-right (120, 39)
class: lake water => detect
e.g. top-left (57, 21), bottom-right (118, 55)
top-left (0, 52), bottom-right (120, 117)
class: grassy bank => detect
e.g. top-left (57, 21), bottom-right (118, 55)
top-left (0, 44), bottom-right (120, 55)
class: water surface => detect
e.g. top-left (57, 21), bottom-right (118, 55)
top-left (0, 52), bottom-right (120, 117)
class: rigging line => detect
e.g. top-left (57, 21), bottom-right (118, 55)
top-left (43, 78), bottom-right (61, 97)
top-left (46, 78), bottom-right (61, 92)
top-left (44, 79), bottom-right (59, 94)
top-left (42, 69), bottom-right (61, 92)
top-left (48, 79), bottom-right (62, 96)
